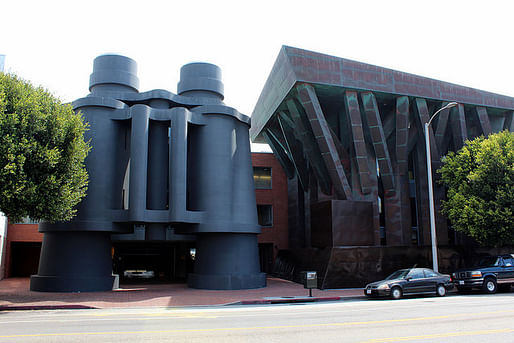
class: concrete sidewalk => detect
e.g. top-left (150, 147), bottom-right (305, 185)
top-left (0, 277), bottom-right (363, 310)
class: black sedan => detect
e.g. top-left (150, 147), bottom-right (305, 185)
top-left (364, 268), bottom-right (453, 299)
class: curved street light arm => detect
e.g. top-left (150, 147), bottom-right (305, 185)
top-left (427, 102), bottom-right (459, 128)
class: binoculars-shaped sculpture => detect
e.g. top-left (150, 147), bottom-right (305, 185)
top-left (30, 55), bottom-right (266, 291)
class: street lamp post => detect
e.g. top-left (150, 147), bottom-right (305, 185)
top-left (424, 102), bottom-right (458, 272)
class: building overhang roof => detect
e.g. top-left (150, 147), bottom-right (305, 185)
top-left (251, 46), bottom-right (514, 142)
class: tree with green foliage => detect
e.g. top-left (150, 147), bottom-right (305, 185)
top-left (0, 73), bottom-right (89, 222)
top-left (439, 130), bottom-right (514, 247)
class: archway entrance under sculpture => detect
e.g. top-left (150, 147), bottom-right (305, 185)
top-left (112, 241), bottom-right (195, 284)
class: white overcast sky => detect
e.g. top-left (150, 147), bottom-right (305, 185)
top-left (1, 0), bottom-right (513, 126)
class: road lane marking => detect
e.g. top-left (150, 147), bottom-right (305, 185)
top-left (1, 309), bottom-right (513, 339)
top-left (357, 328), bottom-right (514, 342)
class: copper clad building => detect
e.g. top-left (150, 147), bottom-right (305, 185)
top-left (250, 46), bottom-right (514, 288)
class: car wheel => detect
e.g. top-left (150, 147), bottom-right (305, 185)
top-left (482, 277), bottom-right (497, 294)
top-left (391, 287), bottom-right (402, 300)
top-left (436, 284), bottom-right (446, 297)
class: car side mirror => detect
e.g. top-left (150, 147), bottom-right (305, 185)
top-left (406, 277), bottom-right (412, 281)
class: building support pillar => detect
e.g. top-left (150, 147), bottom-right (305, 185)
top-left (344, 91), bottom-right (372, 195)
top-left (296, 84), bottom-right (352, 200)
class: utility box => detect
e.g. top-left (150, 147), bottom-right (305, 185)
top-left (302, 271), bottom-right (317, 289)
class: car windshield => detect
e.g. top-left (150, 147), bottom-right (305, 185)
top-left (477, 256), bottom-right (501, 267)
top-left (385, 269), bottom-right (410, 280)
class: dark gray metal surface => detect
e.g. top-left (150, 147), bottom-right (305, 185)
top-left (31, 55), bottom-right (265, 292)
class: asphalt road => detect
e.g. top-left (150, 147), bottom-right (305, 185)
top-left (0, 293), bottom-right (513, 342)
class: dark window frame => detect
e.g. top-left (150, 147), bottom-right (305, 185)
top-left (257, 204), bottom-right (273, 227)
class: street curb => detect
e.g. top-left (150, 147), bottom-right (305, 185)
top-left (231, 296), bottom-right (362, 305)
top-left (0, 295), bottom-right (366, 311)
top-left (0, 304), bottom-right (97, 311)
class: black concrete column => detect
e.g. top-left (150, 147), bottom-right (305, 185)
top-left (188, 233), bottom-right (263, 290)
top-left (30, 232), bottom-right (113, 292)
top-left (146, 112), bottom-right (169, 240)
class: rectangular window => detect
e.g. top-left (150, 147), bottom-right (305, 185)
top-left (253, 167), bottom-right (272, 189)
top-left (257, 205), bottom-right (273, 227)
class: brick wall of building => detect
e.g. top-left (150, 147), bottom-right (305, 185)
top-left (252, 152), bottom-right (288, 256)
top-left (4, 223), bottom-right (42, 278)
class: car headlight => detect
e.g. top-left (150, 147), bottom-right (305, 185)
top-left (377, 284), bottom-right (390, 290)
top-left (471, 271), bottom-right (482, 277)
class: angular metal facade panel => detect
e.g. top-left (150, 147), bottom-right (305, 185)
top-left (296, 84), bottom-right (352, 200)
top-left (361, 92), bottom-right (394, 191)
top-left (344, 91), bottom-right (372, 195)
top-left (475, 107), bottom-right (493, 137)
